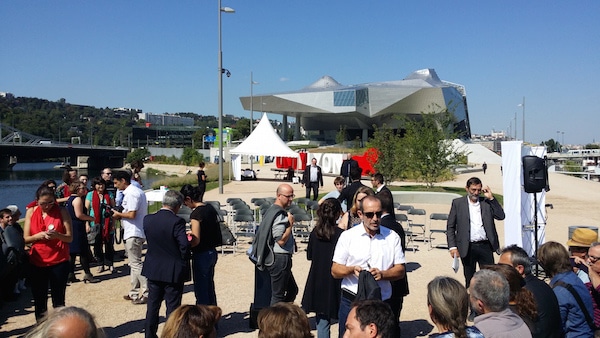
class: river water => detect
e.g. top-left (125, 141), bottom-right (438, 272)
top-left (0, 162), bottom-right (165, 211)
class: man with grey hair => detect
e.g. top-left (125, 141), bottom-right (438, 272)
top-left (469, 269), bottom-right (532, 338)
top-left (499, 245), bottom-right (562, 338)
top-left (142, 190), bottom-right (190, 338)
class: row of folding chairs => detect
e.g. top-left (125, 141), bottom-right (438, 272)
top-left (393, 204), bottom-right (449, 251)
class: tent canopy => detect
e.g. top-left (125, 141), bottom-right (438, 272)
top-left (230, 113), bottom-right (299, 158)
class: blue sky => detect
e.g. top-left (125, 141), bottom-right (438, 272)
top-left (2, 1), bottom-right (599, 145)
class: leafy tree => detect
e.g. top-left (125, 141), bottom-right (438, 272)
top-left (336, 125), bottom-right (348, 146)
top-left (586, 144), bottom-right (600, 149)
top-left (368, 106), bottom-right (467, 188)
top-left (541, 139), bottom-right (560, 152)
top-left (181, 147), bottom-right (202, 166)
top-left (368, 125), bottom-right (405, 181)
top-left (127, 148), bottom-right (151, 163)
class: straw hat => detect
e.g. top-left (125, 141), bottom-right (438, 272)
top-left (567, 228), bottom-right (598, 247)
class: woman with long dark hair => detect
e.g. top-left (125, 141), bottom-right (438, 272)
top-left (24, 186), bottom-right (73, 321)
top-left (65, 181), bottom-right (98, 283)
top-left (338, 186), bottom-right (374, 230)
top-left (85, 176), bottom-right (115, 273)
top-left (301, 198), bottom-right (344, 337)
top-left (180, 184), bottom-right (222, 305)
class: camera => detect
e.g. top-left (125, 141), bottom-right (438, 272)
top-left (102, 204), bottom-right (124, 218)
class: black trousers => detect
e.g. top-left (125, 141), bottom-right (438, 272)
top-left (145, 279), bottom-right (184, 338)
top-left (461, 240), bottom-right (494, 287)
top-left (30, 260), bottom-right (70, 320)
top-left (305, 182), bottom-right (319, 200)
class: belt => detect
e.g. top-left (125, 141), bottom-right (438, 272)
top-left (471, 240), bottom-right (489, 244)
top-left (341, 289), bottom-right (356, 301)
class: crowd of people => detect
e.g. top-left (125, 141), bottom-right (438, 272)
top-left (3, 157), bottom-right (600, 338)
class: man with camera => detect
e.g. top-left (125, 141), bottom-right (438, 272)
top-left (111, 170), bottom-right (148, 304)
top-left (446, 176), bottom-right (505, 287)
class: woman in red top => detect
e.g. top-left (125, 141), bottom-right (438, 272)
top-left (24, 185), bottom-right (73, 321)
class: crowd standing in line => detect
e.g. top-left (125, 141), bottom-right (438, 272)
top-left (4, 162), bottom-right (600, 338)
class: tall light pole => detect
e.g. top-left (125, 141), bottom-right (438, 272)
top-left (518, 97), bottom-right (525, 143)
top-left (514, 112), bottom-right (517, 140)
top-left (562, 131), bottom-right (565, 149)
top-left (556, 130), bottom-right (560, 152)
top-left (250, 72), bottom-right (258, 170)
top-left (218, 0), bottom-right (234, 194)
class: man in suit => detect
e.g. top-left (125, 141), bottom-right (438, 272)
top-left (446, 176), bottom-right (505, 287)
top-left (338, 166), bottom-right (365, 209)
top-left (371, 173), bottom-right (395, 216)
top-left (142, 190), bottom-right (190, 338)
top-left (376, 194), bottom-right (408, 336)
top-left (302, 158), bottom-right (323, 201)
top-left (340, 153), bottom-right (359, 186)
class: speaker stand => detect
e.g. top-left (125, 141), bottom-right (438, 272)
top-left (533, 192), bottom-right (540, 277)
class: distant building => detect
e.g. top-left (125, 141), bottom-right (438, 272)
top-left (137, 112), bottom-right (194, 127)
top-left (239, 68), bottom-right (471, 144)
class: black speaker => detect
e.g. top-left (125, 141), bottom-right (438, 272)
top-left (522, 156), bottom-right (550, 193)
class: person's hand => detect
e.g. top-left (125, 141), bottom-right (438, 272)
top-left (483, 186), bottom-right (494, 200)
top-left (449, 248), bottom-right (459, 258)
top-left (353, 265), bottom-right (363, 277)
top-left (287, 212), bottom-right (295, 226)
top-left (86, 223), bottom-right (91, 234)
top-left (573, 256), bottom-right (587, 266)
top-left (369, 267), bottom-right (383, 281)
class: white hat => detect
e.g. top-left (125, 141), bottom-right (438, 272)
top-left (5, 205), bottom-right (20, 216)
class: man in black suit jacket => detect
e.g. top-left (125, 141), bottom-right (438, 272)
top-left (302, 158), bottom-right (323, 201)
top-left (377, 194), bottom-right (408, 336)
top-left (340, 153), bottom-right (359, 186)
top-left (142, 190), bottom-right (190, 338)
top-left (446, 177), bottom-right (505, 287)
top-left (371, 173), bottom-right (395, 217)
top-left (338, 166), bottom-right (365, 208)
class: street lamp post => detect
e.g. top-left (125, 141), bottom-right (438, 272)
top-left (250, 72), bottom-right (258, 170)
top-left (518, 97), bottom-right (525, 143)
top-left (218, 0), bottom-right (234, 194)
top-left (556, 131), bottom-right (560, 152)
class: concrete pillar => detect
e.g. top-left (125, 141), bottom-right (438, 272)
top-left (362, 129), bottom-right (368, 147)
top-left (0, 155), bottom-right (17, 171)
top-left (77, 156), bottom-right (89, 169)
top-left (282, 115), bottom-right (288, 141)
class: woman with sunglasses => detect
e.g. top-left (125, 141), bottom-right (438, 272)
top-left (85, 176), bottom-right (116, 274)
top-left (26, 180), bottom-right (58, 209)
top-left (65, 181), bottom-right (99, 284)
top-left (23, 186), bottom-right (73, 321)
top-left (338, 186), bottom-right (374, 230)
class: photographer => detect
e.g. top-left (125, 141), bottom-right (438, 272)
top-left (85, 177), bottom-right (116, 274)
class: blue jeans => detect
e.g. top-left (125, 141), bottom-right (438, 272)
top-left (316, 313), bottom-right (331, 338)
top-left (338, 294), bottom-right (352, 337)
top-left (266, 253), bottom-right (298, 305)
top-left (193, 249), bottom-right (218, 305)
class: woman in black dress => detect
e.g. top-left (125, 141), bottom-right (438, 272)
top-left (301, 198), bottom-right (344, 338)
top-left (65, 181), bottom-right (98, 283)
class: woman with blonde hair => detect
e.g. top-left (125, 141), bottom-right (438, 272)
top-left (160, 304), bottom-right (222, 338)
top-left (427, 276), bottom-right (484, 338)
top-left (258, 302), bottom-right (313, 338)
top-left (338, 186), bottom-right (374, 230)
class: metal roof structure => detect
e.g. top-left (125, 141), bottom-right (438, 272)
top-left (239, 68), bottom-right (471, 143)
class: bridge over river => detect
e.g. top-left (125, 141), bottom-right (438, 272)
top-left (0, 124), bottom-right (128, 171)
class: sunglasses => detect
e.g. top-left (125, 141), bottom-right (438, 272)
top-left (363, 211), bottom-right (383, 219)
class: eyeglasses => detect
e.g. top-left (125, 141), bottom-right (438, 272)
top-left (363, 211), bottom-right (383, 219)
top-left (281, 194), bottom-right (295, 199)
top-left (38, 201), bottom-right (54, 206)
top-left (103, 172), bottom-right (112, 175)
top-left (589, 255), bottom-right (600, 263)
top-left (47, 185), bottom-right (56, 189)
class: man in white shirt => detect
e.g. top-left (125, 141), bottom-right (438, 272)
top-left (112, 170), bottom-right (148, 304)
top-left (332, 196), bottom-right (405, 337)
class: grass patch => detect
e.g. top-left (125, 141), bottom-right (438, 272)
top-left (150, 162), bottom-right (232, 191)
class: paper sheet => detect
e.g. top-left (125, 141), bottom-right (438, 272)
top-left (452, 252), bottom-right (459, 273)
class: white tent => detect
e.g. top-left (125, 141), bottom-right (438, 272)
top-left (230, 113), bottom-right (300, 180)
